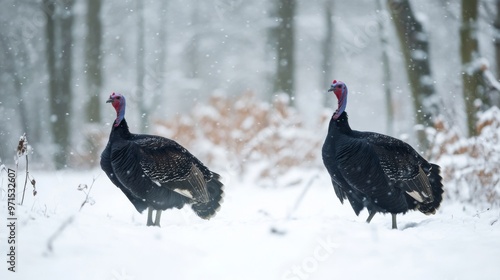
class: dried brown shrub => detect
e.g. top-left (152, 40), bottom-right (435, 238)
top-left (153, 92), bottom-right (324, 186)
top-left (433, 107), bottom-right (500, 206)
top-left (71, 124), bottom-right (109, 168)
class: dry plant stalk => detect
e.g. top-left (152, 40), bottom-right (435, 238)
top-left (16, 134), bottom-right (37, 205)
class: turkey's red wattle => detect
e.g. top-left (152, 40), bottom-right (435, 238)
top-left (111, 100), bottom-right (120, 111)
top-left (334, 89), bottom-right (343, 102)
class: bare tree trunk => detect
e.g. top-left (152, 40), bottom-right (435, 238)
top-left (44, 0), bottom-right (74, 169)
top-left (321, 0), bottom-right (334, 107)
top-left (44, 0), bottom-right (57, 140)
top-left (136, 0), bottom-right (146, 132)
top-left (273, 0), bottom-right (296, 106)
top-left (0, 37), bottom-right (9, 161)
top-left (85, 0), bottom-right (102, 123)
top-left (495, 0), bottom-right (500, 80)
top-left (57, 0), bottom-right (74, 168)
top-left (43, 0), bottom-right (57, 167)
top-left (183, 4), bottom-right (201, 112)
top-left (388, 0), bottom-right (438, 150)
top-left (487, 0), bottom-right (500, 108)
top-left (377, 0), bottom-right (394, 136)
top-left (0, 35), bottom-right (30, 162)
top-left (460, 0), bottom-right (487, 136)
top-left (186, 5), bottom-right (200, 81)
top-left (81, 0), bottom-right (103, 167)
top-left (13, 69), bottom-right (30, 137)
top-left (0, 36), bottom-right (30, 137)
top-left (266, 3), bottom-right (278, 102)
top-left (156, 0), bottom-right (168, 105)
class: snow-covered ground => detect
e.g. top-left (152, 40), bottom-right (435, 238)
top-left (1, 169), bottom-right (499, 280)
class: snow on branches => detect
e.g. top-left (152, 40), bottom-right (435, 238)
top-left (433, 106), bottom-right (500, 207)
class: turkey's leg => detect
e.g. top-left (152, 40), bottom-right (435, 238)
top-left (147, 207), bottom-right (154, 226)
top-left (366, 211), bottom-right (376, 223)
top-left (154, 210), bottom-right (162, 227)
top-left (391, 214), bottom-right (397, 229)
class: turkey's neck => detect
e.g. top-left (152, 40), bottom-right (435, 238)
top-left (111, 118), bottom-right (132, 140)
top-left (329, 111), bottom-right (352, 134)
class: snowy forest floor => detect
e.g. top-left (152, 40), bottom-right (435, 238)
top-left (1, 169), bottom-right (499, 280)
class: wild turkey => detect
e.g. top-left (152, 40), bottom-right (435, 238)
top-left (322, 80), bottom-right (443, 229)
top-left (100, 92), bottom-right (224, 226)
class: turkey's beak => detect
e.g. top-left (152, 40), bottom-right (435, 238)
top-left (328, 86), bottom-right (334, 92)
top-left (106, 98), bottom-right (113, 103)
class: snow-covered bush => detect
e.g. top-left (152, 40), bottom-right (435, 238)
top-left (153, 92), bottom-right (325, 186)
top-left (432, 106), bottom-right (500, 207)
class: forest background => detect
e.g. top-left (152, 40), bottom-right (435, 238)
top-left (1, 0), bottom-right (499, 206)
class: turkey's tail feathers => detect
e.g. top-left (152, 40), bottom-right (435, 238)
top-left (191, 173), bottom-right (224, 219)
top-left (418, 164), bottom-right (444, 215)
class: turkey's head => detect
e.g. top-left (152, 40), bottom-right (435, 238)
top-left (107, 92), bottom-right (126, 127)
top-left (328, 80), bottom-right (347, 120)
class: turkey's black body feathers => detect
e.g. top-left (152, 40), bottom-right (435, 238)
top-left (101, 119), bottom-right (223, 220)
top-left (100, 141), bottom-right (149, 213)
top-left (322, 112), bottom-right (443, 220)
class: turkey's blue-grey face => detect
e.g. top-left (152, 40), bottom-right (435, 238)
top-left (107, 92), bottom-right (126, 127)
